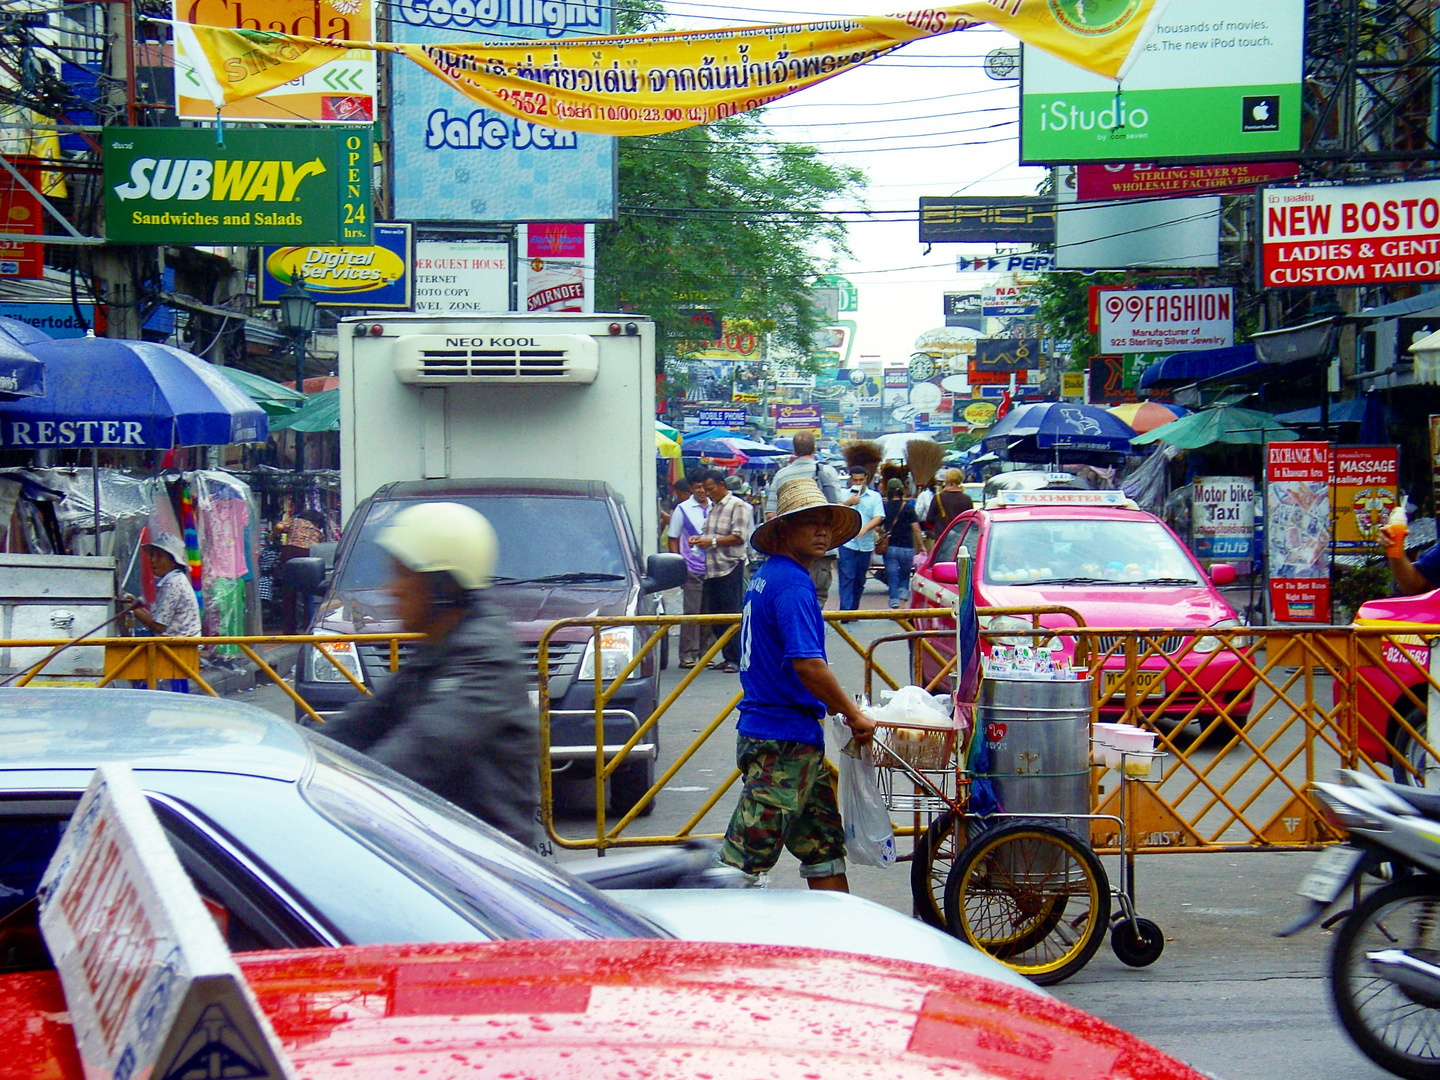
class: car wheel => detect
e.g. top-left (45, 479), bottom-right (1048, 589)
top-left (611, 758), bottom-right (658, 819)
top-left (1391, 701), bottom-right (1440, 787)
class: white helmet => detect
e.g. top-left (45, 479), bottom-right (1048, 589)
top-left (376, 502), bottom-right (498, 591)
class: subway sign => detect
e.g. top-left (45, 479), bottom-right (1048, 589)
top-left (104, 127), bottom-right (371, 245)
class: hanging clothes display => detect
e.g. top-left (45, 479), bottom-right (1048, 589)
top-left (191, 470), bottom-right (258, 652)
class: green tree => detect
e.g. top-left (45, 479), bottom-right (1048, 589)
top-left (595, 1), bottom-right (866, 367)
top-left (1028, 270), bottom-right (1125, 370)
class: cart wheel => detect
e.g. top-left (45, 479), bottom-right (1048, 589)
top-left (911, 812), bottom-right (961, 929)
top-left (1110, 917), bottom-right (1165, 967)
top-left (944, 822), bottom-right (1110, 987)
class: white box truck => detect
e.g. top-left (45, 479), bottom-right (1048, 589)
top-left (338, 312), bottom-right (657, 541)
top-left (294, 313), bottom-right (685, 818)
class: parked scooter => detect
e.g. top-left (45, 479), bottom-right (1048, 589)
top-left (1278, 770), bottom-right (1440, 1079)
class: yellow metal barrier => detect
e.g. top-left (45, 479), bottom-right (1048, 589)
top-left (0, 632), bottom-right (423, 724)
top-left (2, 616), bottom-right (1437, 863)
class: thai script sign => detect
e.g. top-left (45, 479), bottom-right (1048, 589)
top-left (260, 223), bottom-right (412, 309)
top-left (1262, 180), bottom-right (1440, 288)
top-left (173, 0), bottom-right (375, 123)
top-left (1266, 442), bottom-right (1331, 623)
top-left (176, 4), bottom-right (1168, 135)
top-left (775, 403), bottom-right (822, 430)
top-left (1193, 475), bottom-right (1255, 567)
top-left (1098, 287), bottom-right (1234, 353)
top-left (1332, 445), bottom-right (1400, 549)
top-left (103, 127), bottom-right (371, 245)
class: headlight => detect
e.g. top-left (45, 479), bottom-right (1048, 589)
top-left (981, 614), bottom-right (1034, 647)
top-left (306, 636), bottom-right (365, 684)
top-left (579, 627), bottom-right (637, 682)
top-left (1193, 619), bottom-right (1242, 654)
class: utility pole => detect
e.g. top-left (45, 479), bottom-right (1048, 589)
top-left (91, 0), bottom-right (142, 340)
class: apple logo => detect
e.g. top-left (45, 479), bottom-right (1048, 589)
top-left (1252, 101), bottom-right (1270, 122)
top-left (1242, 96), bottom-right (1279, 131)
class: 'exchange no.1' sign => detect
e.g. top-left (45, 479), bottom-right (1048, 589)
top-left (1097, 288), bottom-right (1234, 354)
top-left (1263, 180), bottom-right (1440, 288)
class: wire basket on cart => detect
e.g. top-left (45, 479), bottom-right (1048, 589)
top-left (871, 716), bottom-right (965, 816)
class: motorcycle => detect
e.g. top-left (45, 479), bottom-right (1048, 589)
top-left (1279, 770), bottom-right (1440, 1079)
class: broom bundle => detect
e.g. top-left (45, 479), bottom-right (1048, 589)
top-left (907, 439), bottom-right (945, 491)
top-left (842, 440), bottom-right (883, 480)
top-left (879, 460), bottom-right (909, 491)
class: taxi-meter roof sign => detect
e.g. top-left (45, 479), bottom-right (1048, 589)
top-left (37, 763), bottom-right (295, 1080)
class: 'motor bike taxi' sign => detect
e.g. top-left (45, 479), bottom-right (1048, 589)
top-left (104, 127), bottom-right (371, 245)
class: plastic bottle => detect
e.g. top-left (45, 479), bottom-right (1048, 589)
top-left (1386, 505), bottom-right (1408, 558)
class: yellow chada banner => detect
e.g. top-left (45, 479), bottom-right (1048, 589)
top-left (175, 0), bottom-right (1172, 136)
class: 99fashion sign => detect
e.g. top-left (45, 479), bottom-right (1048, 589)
top-left (103, 127), bottom-right (371, 245)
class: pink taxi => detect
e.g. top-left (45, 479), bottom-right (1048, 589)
top-left (1343, 589), bottom-right (1440, 785)
top-left (909, 492), bottom-right (1254, 727)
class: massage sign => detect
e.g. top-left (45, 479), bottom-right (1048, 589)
top-left (103, 127), bottom-right (371, 245)
top-left (1262, 179), bottom-right (1440, 287)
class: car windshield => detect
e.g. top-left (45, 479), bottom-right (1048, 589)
top-left (984, 517), bottom-right (1204, 586)
top-left (301, 738), bottom-right (663, 941)
top-left (336, 494), bottom-right (628, 593)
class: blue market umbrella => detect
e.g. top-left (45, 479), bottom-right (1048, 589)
top-left (684, 436), bottom-right (785, 458)
top-left (981, 402), bottom-right (1137, 460)
top-left (0, 316), bottom-right (51, 347)
top-left (0, 338), bottom-right (267, 449)
top-left (0, 334), bottom-right (45, 399)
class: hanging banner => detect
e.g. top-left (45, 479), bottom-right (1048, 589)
top-left (1266, 442), bottom-right (1331, 623)
top-left (102, 127), bottom-right (372, 245)
top-left (173, 2), bottom-right (1173, 135)
top-left (173, 0), bottom-right (376, 123)
top-left (1331, 445), bottom-right (1400, 550)
top-left (1192, 475), bottom-right (1255, 570)
top-left (981, 282), bottom-right (1038, 317)
top-left (260, 222), bottom-right (412, 308)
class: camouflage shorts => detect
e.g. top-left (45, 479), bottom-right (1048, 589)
top-left (718, 737), bottom-right (846, 879)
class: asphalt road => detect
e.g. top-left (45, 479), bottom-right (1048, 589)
top-left (230, 574), bottom-right (1390, 1080)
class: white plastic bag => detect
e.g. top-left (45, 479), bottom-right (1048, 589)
top-left (829, 716), bottom-right (897, 868)
top-left (870, 684), bottom-right (953, 729)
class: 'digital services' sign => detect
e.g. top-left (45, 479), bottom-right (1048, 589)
top-left (104, 127), bottom-right (372, 245)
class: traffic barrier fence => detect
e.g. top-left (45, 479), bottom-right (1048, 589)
top-left (3, 616), bottom-right (1438, 861)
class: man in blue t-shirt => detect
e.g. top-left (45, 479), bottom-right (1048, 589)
top-left (717, 476), bottom-right (875, 891)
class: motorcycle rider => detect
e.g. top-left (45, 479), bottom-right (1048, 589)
top-left (322, 501), bottom-right (540, 849)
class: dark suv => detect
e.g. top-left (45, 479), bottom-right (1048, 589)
top-left (291, 478), bottom-right (686, 817)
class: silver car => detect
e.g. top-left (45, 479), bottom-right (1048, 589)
top-left (0, 689), bottom-right (1039, 993)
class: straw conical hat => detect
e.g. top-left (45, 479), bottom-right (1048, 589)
top-left (750, 478), bottom-right (861, 556)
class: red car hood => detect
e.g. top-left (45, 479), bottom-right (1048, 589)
top-left (979, 583), bottom-right (1235, 629)
top-left (2, 940), bottom-right (1207, 1080)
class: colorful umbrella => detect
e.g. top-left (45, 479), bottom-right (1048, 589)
top-left (981, 402), bottom-right (1137, 458)
top-left (270, 388), bottom-right (340, 433)
top-left (1106, 401), bottom-right (1188, 435)
top-left (656, 429), bottom-right (681, 458)
top-left (217, 365), bottom-right (307, 417)
top-left (1130, 405), bottom-right (1295, 449)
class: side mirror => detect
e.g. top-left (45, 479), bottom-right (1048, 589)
top-left (282, 556), bottom-right (327, 596)
top-left (932, 562), bottom-right (960, 585)
top-left (1209, 563), bottom-right (1237, 587)
top-left (642, 552), bottom-right (687, 593)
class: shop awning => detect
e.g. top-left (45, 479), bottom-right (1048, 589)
top-left (1273, 398), bottom-right (1371, 426)
top-left (1138, 345), bottom-right (1257, 389)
